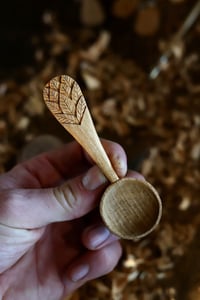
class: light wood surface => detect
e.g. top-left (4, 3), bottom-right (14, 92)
top-left (101, 178), bottom-right (162, 239)
top-left (43, 75), bottom-right (118, 183)
top-left (43, 75), bottom-right (162, 240)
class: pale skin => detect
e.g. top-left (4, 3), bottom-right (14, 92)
top-left (0, 139), bottom-right (144, 299)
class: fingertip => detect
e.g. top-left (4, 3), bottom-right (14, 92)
top-left (63, 241), bottom-right (122, 296)
top-left (82, 224), bottom-right (119, 250)
top-left (66, 241), bottom-right (122, 283)
top-left (83, 139), bottom-right (128, 178)
top-left (111, 152), bottom-right (127, 178)
top-left (101, 139), bottom-right (127, 178)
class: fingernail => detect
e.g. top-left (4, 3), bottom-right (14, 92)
top-left (82, 166), bottom-right (107, 190)
top-left (113, 155), bottom-right (127, 178)
top-left (70, 264), bottom-right (89, 282)
top-left (87, 225), bottom-right (110, 249)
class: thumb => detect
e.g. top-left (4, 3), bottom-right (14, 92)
top-left (0, 166), bottom-right (108, 229)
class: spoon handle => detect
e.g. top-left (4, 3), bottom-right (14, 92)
top-left (43, 75), bottom-right (119, 183)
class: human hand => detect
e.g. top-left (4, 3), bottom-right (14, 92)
top-left (0, 139), bottom-right (144, 299)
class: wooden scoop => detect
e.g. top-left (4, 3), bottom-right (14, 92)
top-left (43, 75), bottom-right (162, 240)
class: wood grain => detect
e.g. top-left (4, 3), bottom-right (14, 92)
top-left (100, 178), bottom-right (162, 239)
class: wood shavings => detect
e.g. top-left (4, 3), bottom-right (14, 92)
top-left (127, 270), bottom-right (140, 282)
top-left (112, 0), bottom-right (139, 18)
top-left (134, 6), bottom-right (160, 36)
top-left (80, 0), bottom-right (105, 27)
top-left (46, 30), bottom-right (70, 56)
top-left (0, 83), bottom-right (8, 96)
top-left (188, 286), bottom-right (200, 300)
top-left (180, 55), bottom-right (200, 94)
top-left (16, 117), bottom-right (30, 131)
top-left (24, 96), bottom-right (45, 116)
top-left (111, 272), bottom-right (128, 300)
top-left (166, 287), bottom-right (176, 299)
top-left (123, 254), bottom-right (143, 268)
top-left (178, 196), bottom-right (191, 211)
top-left (42, 10), bottom-right (55, 25)
top-left (80, 31), bottom-right (111, 62)
top-left (90, 281), bottom-right (110, 295)
top-left (63, 292), bottom-right (80, 300)
top-left (0, 120), bottom-right (7, 135)
top-left (170, 39), bottom-right (185, 60)
top-left (190, 142), bottom-right (200, 160)
top-left (81, 70), bottom-right (101, 90)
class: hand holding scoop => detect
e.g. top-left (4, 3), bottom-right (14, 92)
top-left (43, 75), bottom-right (162, 240)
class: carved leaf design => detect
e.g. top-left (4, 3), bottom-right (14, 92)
top-left (56, 114), bottom-right (78, 125)
top-left (44, 101), bottom-right (60, 113)
top-left (43, 75), bottom-right (86, 125)
top-left (76, 96), bottom-right (86, 122)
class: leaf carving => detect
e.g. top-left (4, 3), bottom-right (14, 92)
top-left (76, 96), bottom-right (86, 120)
top-left (43, 75), bottom-right (86, 125)
top-left (44, 101), bottom-right (60, 113)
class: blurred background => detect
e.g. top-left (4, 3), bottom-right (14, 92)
top-left (0, 0), bottom-right (200, 299)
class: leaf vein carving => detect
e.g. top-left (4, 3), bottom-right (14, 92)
top-left (44, 76), bottom-right (86, 125)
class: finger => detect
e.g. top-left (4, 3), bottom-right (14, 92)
top-left (1, 139), bottom-right (127, 189)
top-left (84, 139), bottom-right (127, 178)
top-left (0, 170), bottom-right (144, 230)
top-left (82, 222), bottom-right (119, 250)
top-left (0, 142), bottom-right (89, 189)
top-left (63, 241), bottom-right (122, 295)
top-left (0, 165), bottom-right (108, 228)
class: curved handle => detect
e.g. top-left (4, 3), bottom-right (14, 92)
top-left (43, 75), bottom-right (119, 183)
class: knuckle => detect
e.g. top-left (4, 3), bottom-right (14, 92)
top-left (53, 183), bottom-right (78, 216)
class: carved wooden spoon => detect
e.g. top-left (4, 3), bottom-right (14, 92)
top-left (43, 75), bottom-right (162, 240)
